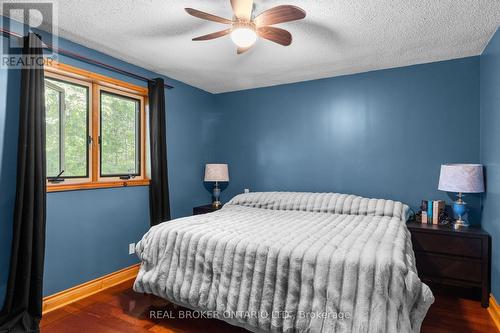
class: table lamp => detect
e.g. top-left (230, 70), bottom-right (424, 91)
top-left (438, 164), bottom-right (484, 229)
top-left (204, 164), bottom-right (229, 208)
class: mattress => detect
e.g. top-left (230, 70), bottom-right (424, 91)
top-left (134, 192), bottom-right (434, 333)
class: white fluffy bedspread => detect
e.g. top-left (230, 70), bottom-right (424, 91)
top-left (134, 192), bottom-right (434, 333)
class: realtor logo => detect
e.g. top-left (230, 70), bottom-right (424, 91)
top-left (1, 1), bottom-right (57, 68)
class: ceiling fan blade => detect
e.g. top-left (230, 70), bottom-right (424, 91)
top-left (257, 26), bottom-right (292, 46)
top-left (254, 5), bottom-right (306, 27)
top-left (185, 8), bottom-right (232, 25)
top-left (237, 46), bottom-right (252, 54)
top-left (230, 0), bottom-right (253, 20)
top-left (192, 29), bottom-right (231, 41)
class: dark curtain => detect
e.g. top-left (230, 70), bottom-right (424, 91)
top-left (0, 33), bottom-right (46, 333)
top-left (148, 78), bottom-right (171, 226)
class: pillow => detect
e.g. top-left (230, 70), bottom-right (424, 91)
top-left (225, 191), bottom-right (409, 220)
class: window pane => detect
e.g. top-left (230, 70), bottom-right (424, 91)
top-left (44, 78), bottom-right (89, 178)
top-left (45, 86), bottom-right (60, 177)
top-left (100, 92), bottom-right (140, 176)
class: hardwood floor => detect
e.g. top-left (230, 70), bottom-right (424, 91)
top-left (41, 280), bottom-right (498, 332)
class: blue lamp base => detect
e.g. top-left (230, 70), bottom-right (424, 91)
top-left (212, 181), bottom-right (222, 208)
top-left (452, 192), bottom-right (469, 230)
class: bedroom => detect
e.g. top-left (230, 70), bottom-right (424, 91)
top-left (0, 0), bottom-right (499, 332)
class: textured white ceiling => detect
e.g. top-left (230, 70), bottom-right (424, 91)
top-left (4, 0), bottom-right (499, 93)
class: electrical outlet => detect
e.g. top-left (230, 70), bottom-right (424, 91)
top-left (244, 188), bottom-right (250, 193)
top-left (129, 243), bottom-right (135, 255)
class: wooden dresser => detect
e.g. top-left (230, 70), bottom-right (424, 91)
top-left (407, 222), bottom-right (491, 307)
top-left (192, 204), bottom-right (222, 215)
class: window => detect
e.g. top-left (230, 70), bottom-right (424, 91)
top-left (45, 77), bottom-right (89, 179)
top-left (44, 62), bottom-right (149, 191)
top-left (100, 91), bottom-right (141, 177)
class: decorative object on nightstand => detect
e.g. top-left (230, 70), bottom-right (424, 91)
top-left (193, 204), bottom-right (222, 215)
top-left (204, 163), bottom-right (229, 208)
top-left (438, 164), bottom-right (484, 230)
top-left (407, 222), bottom-right (491, 307)
top-left (419, 200), bottom-right (447, 225)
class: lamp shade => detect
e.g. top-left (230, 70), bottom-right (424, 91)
top-left (438, 164), bottom-right (484, 193)
top-left (204, 164), bottom-right (229, 182)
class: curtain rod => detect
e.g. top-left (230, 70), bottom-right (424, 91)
top-left (0, 28), bottom-right (174, 90)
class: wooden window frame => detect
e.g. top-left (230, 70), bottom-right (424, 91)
top-left (96, 86), bottom-right (146, 182)
top-left (45, 73), bottom-right (93, 185)
top-left (45, 61), bottom-right (150, 192)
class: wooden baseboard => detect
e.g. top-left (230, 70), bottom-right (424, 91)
top-left (42, 263), bottom-right (139, 314)
top-left (489, 294), bottom-right (500, 332)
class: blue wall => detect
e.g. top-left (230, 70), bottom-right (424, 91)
top-left (0, 58), bottom-right (20, 307)
top-left (0, 17), bottom-right (215, 304)
top-left (480, 28), bottom-right (500, 299)
top-left (213, 57), bottom-right (481, 219)
top-left (44, 188), bottom-right (149, 295)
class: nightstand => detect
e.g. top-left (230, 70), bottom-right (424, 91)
top-left (192, 204), bottom-right (222, 215)
top-left (407, 222), bottom-right (491, 307)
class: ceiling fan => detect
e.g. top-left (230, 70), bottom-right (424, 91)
top-left (185, 0), bottom-right (306, 54)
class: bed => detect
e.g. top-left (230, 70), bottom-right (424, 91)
top-left (133, 192), bottom-right (434, 333)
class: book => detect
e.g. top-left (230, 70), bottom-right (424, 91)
top-left (421, 200), bottom-right (428, 224)
top-left (432, 200), bottom-right (445, 224)
top-left (427, 200), bottom-right (433, 224)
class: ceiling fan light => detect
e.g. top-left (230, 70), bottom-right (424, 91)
top-left (230, 28), bottom-right (257, 48)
